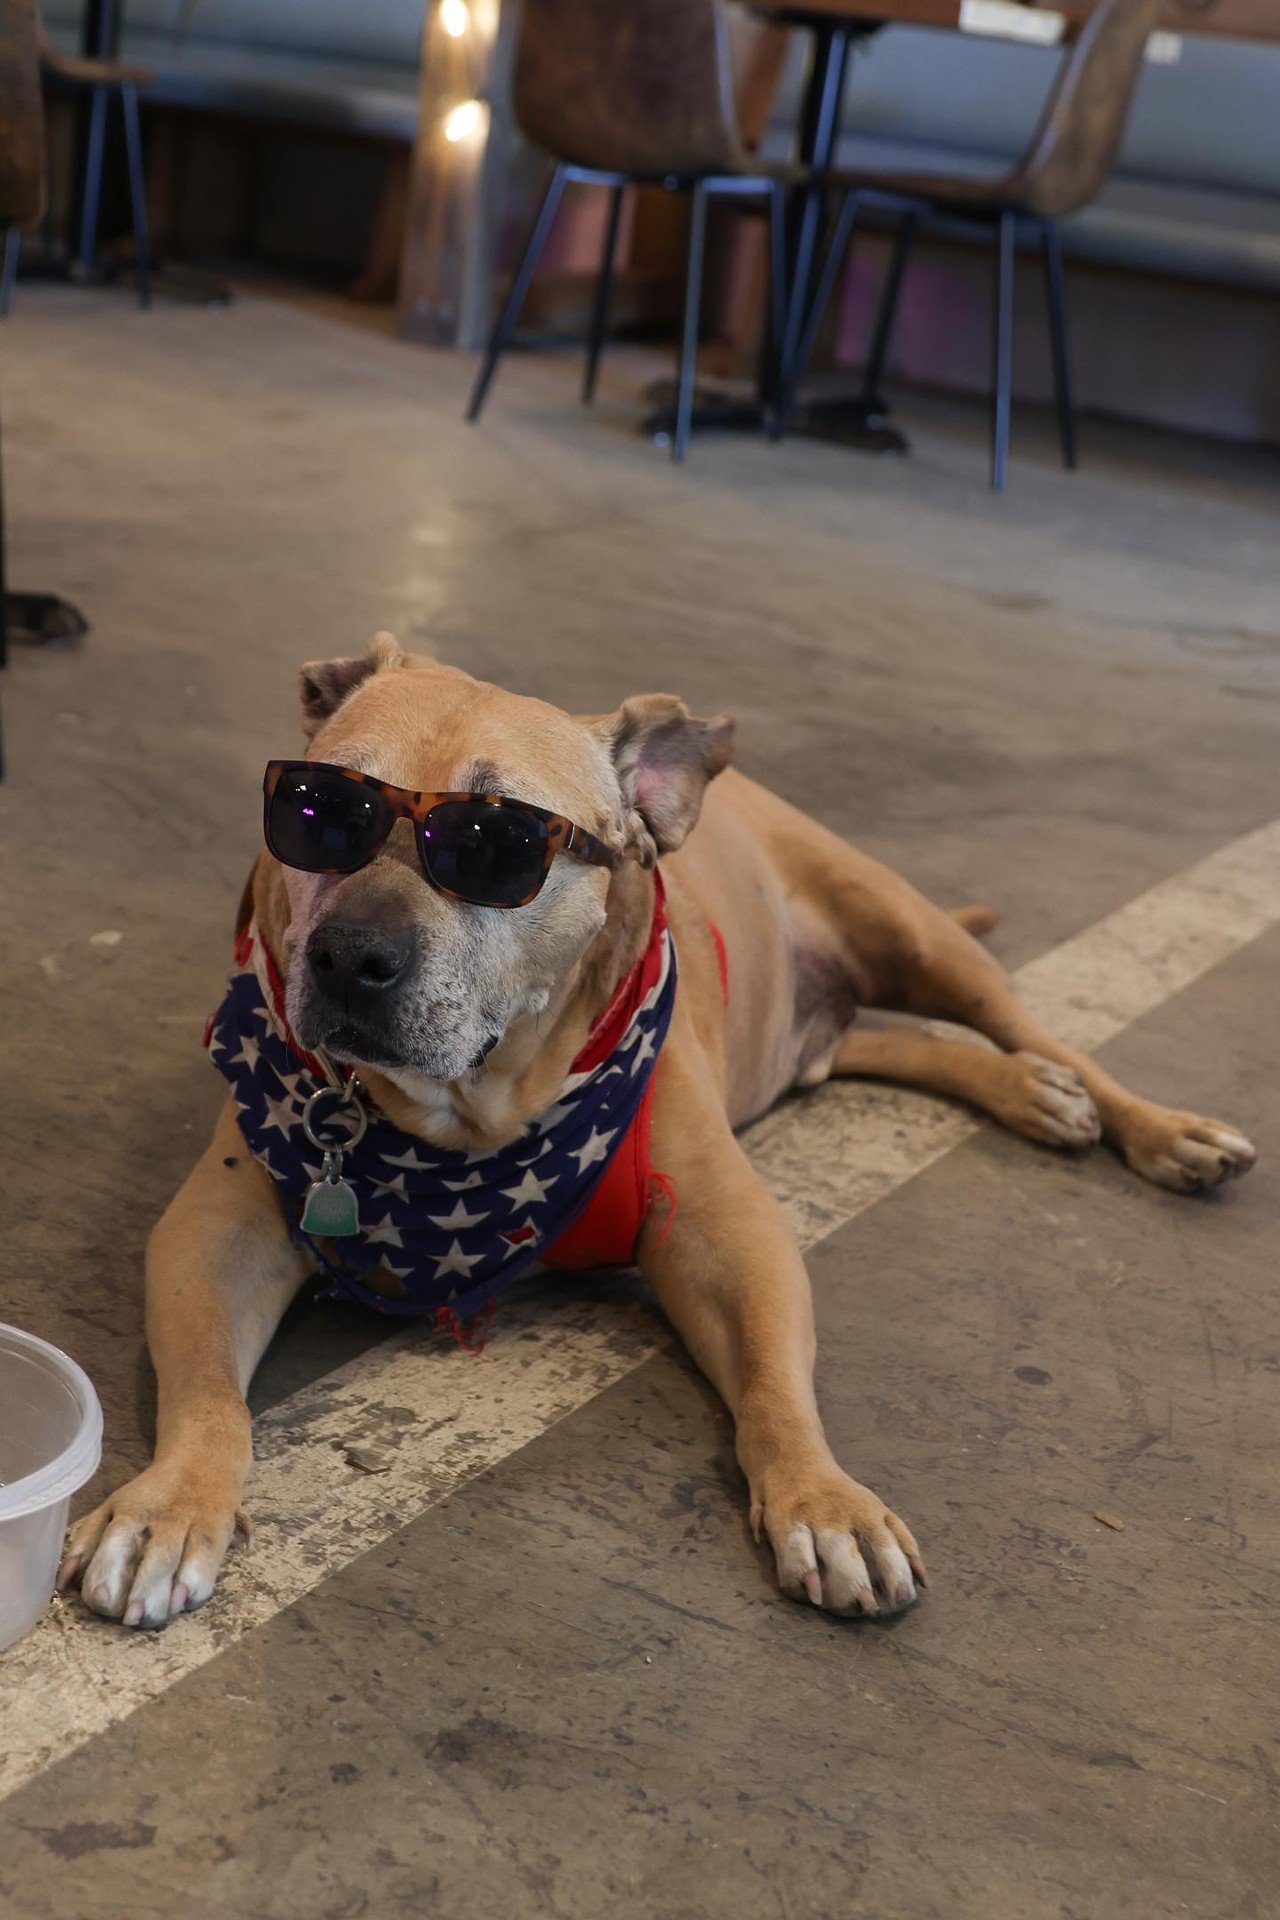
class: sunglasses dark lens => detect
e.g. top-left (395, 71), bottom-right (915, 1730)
top-left (267, 767), bottom-right (389, 874)
top-left (423, 801), bottom-right (549, 907)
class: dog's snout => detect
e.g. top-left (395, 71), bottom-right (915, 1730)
top-left (307, 921), bottom-right (415, 1010)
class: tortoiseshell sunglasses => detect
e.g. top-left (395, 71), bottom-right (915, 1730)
top-left (263, 760), bottom-right (616, 910)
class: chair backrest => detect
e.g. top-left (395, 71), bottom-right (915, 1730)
top-left (1012, 0), bottom-right (1166, 217)
top-left (0, 0), bottom-right (45, 230)
top-left (513, 0), bottom-right (745, 179)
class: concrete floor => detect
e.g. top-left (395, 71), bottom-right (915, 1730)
top-left (1, 286), bottom-right (1279, 1918)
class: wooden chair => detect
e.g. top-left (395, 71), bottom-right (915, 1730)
top-left (465, 0), bottom-right (797, 461)
top-left (39, 26), bottom-right (154, 307)
top-left (0, 0), bottom-right (45, 772)
top-left (778, 0), bottom-right (1166, 488)
top-left (0, 0), bottom-right (90, 777)
top-left (0, 0), bottom-right (43, 322)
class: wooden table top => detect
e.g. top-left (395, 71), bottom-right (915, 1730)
top-left (752, 0), bottom-right (1280, 42)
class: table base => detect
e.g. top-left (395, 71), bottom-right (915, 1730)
top-left (641, 379), bottom-right (909, 457)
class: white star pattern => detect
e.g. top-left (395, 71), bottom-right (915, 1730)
top-left (501, 1216), bottom-right (539, 1249)
top-left (364, 1211), bottom-right (405, 1249)
top-left (228, 1032), bottom-right (261, 1072)
top-left (433, 1239), bottom-right (483, 1280)
top-left (260, 1091), bottom-right (299, 1140)
top-left (442, 1170), bottom-right (484, 1191)
top-left (631, 1030), bottom-right (657, 1073)
top-left (502, 1165), bottom-right (558, 1209)
top-left (369, 1171), bottom-right (408, 1196)
top-left (428, 1197), bottom-right (489, 1231)
top-left (382, 1144), bottom-right (435, 1171)
top-left (571, 1126), bottom-right (617, 1175)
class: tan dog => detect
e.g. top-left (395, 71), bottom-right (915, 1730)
top-left (59, 638), bottom-right (1257, 1628)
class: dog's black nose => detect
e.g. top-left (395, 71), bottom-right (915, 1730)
top-left (307, 922), bottom-right (415, 1012)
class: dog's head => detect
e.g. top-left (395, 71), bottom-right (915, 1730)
top-left (272, 635), bottom-right (733, 1089)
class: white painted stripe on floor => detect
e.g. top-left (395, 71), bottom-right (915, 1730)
top-left (2, 816), bottom-right (1278, 1800)
top-left (0, 1296), bottom-right (665, 1798)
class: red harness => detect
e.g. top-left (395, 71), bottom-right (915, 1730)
top-left (549, 904), bottom-right (728, 1270)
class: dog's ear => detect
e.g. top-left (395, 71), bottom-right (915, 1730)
top-left (299, 631), bottom-right (403, 738)
top-left (592, 694), bottom-right (735, 864)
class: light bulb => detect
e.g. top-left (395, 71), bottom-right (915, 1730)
top-left (443, 98), bottom-right (484, 144)
top-left (440, 0), bottom-right (469, 37)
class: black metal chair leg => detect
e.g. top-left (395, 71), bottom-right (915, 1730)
top-left (1042, 217), bottom-right (1076, 470)
top-left (774, 188), bottom-right (861, 438)
top-left (757, 181), bottom-right (789, 414)
top-left (776, 184), bottom-right (824, 405)
top-left (0, 229), bottom-right (18, 317)
top-left (0, 403), bottom-right (8, 780)
top-left (673, 182), bottom-right (710, 464)
top-left (121, 83), bottom-right (152, 309)
top-left (991, 210), bottom-right (1016, 491)
top-left (582, 184), bottom-right (624, 405)
top-left (466, 165), bottom-right (569, 423)
top-left (78, 84), bottom-right (109, 273)
top-left (860, 211), bottom-right (916, 413)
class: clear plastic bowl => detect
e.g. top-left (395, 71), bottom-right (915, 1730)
top-left (0, 1323), bottom-right (103, 1652)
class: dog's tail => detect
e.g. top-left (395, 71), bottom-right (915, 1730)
top-left (950, 903), bottom-right (1001, 937)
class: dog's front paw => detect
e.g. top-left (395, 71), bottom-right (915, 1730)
top-left (57, 1466), bottom-right (244, 1630)
top-left (1121, 1105), bottom-right (1257, 1193)
top-left (994, 1052), bottom-right (1101, 1150)
top-left (752, 1466), bottom-right (925, 1618)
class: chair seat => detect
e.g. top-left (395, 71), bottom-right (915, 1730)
top-left (824, 163), bottom-right (1022, 219)
top-left (41, 46), bottom-right (154, 90)
top-left (568, 159), bottom-right (805, 191)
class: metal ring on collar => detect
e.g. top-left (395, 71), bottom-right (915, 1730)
top-left (302, 1080), bottom-right (368, 1152)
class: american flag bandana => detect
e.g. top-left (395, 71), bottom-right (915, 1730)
top-left (205, 889), bottom-right (676, 1327)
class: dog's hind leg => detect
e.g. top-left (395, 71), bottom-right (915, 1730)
top-left (824, 1023), bottom-right (1101, 1151)
top-left (886, 910), bottom-right (1256, 1193)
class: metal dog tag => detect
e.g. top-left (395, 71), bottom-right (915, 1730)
top-left (301, 1150), bottom-right (361, 1238)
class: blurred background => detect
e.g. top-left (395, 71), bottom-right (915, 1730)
top-left (22, 0), bottom-right (1280, 443)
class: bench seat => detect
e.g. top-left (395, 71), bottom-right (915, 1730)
top-left (44, 24), bottom-right (420, 141)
